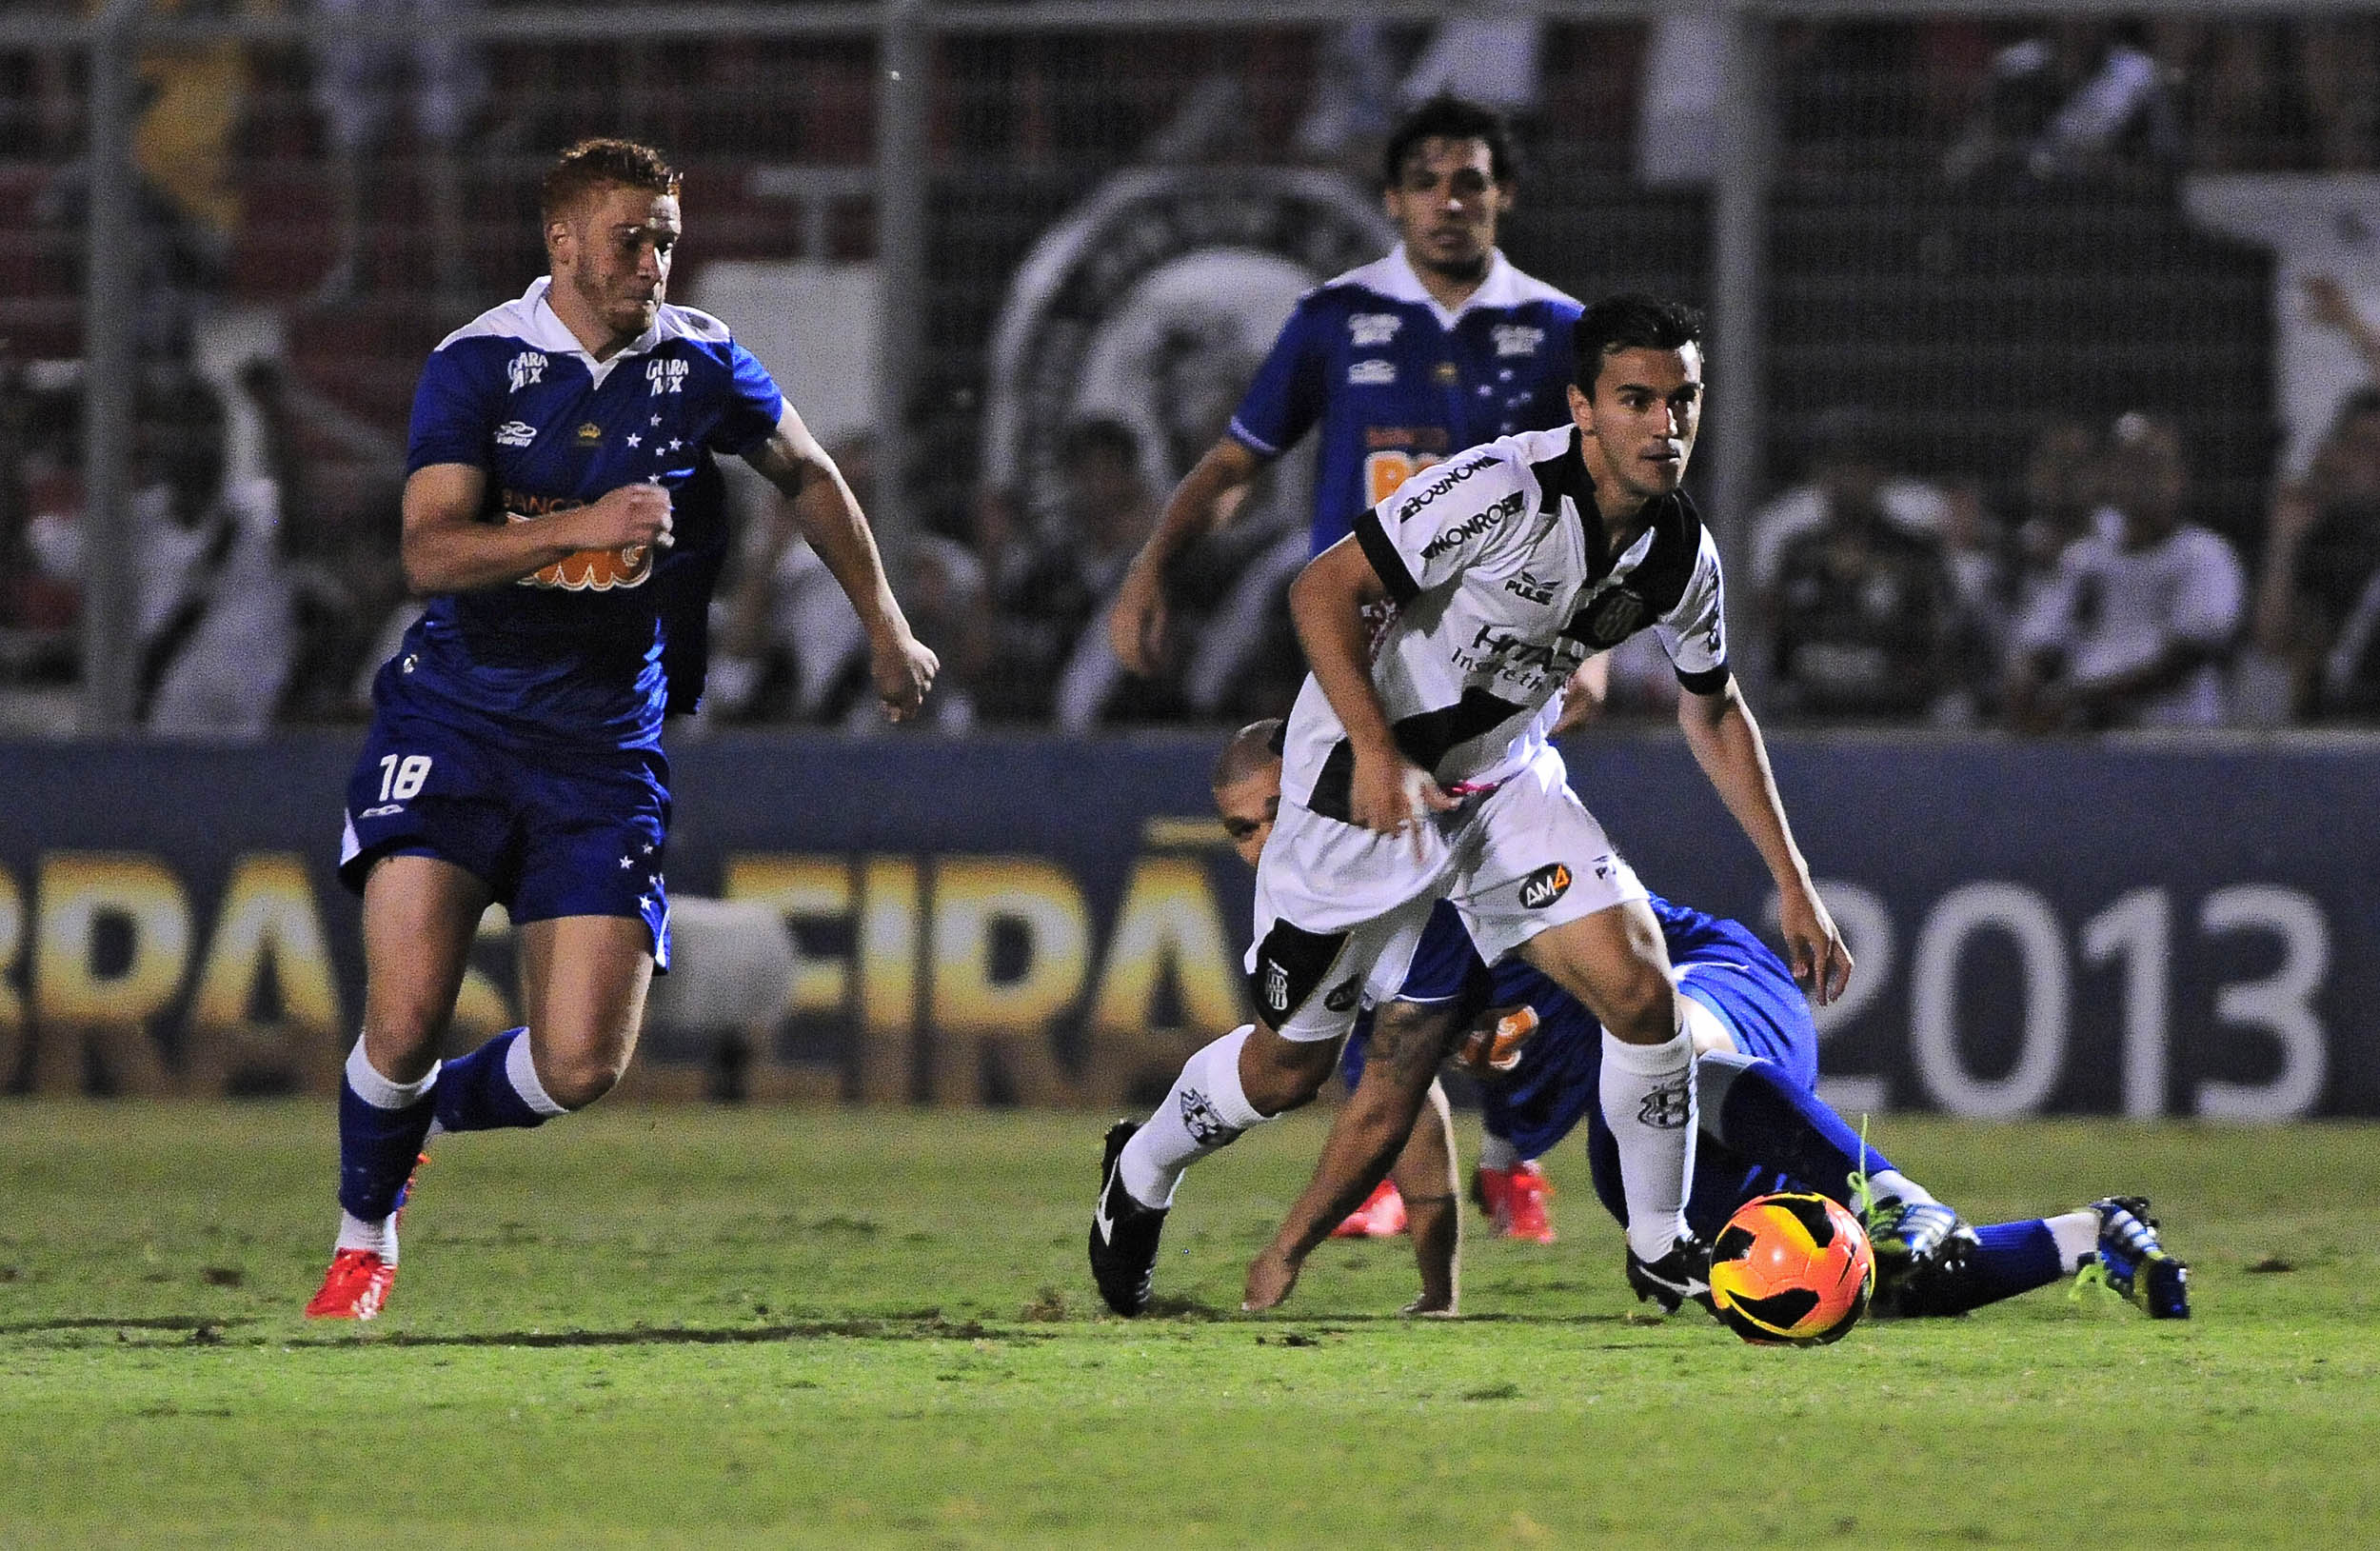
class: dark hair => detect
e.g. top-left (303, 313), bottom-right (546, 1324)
top-left (1059, 416), bottom-right (1140, 468)
top-left (1572, 294), bottom-right (1704, 394)
top-left (1382, 94), bottom-right (1517, 189)
top-left (542, 138), bottom-right (682, 225)
top-left (1210, 719), bottom-right (1285, 788)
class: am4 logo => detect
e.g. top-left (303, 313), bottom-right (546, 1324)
top-left (1518, 862), bottom-right (1571, 909)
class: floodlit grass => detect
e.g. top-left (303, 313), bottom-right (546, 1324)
top-left (2, 1103), bottom-right (2374, 1548)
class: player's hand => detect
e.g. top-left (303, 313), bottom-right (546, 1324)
top-left (1547, 654), bottom-right (1609, 739)
top-left (1778, 880), bottom-right (1853, 1006)
top-left (1107, 556), bottom-right (1172, 677)
top-left (1349, 747), bottom-right (1456, 859)
top-left (1456, 1004), bottom-right (1539, 1077)
top-left (870, 632), bottom-right (939, 723)
top-left (572, 482), bottom-right (674, 552)
top-left (1242, 1241), bottom-right (1305, 1312)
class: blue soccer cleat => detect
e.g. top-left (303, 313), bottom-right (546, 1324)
top-left (2090, 1196), bottom-right (2191, 1319)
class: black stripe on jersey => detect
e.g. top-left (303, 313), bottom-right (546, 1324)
top-left (1354, 507), bottom-right (1419, 606)
top-left (1305, 686), bottom-right (1528, 822)
top-left (1249, 919), bottom-right (1351, 1031)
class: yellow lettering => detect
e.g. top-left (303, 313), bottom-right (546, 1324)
top-left (1080, 856), bottom-right (1250, 1104)
top-left (724, 855), bottom-right (852, 1018)
top-left (929, 857), bottom-right (1088, 1104)
top-left (34, 852), bottom-right (189, 1093)
top-left (185, 854), bottom-right (345, 1094)
top-left (856, 857), bottom-right (920, 1103)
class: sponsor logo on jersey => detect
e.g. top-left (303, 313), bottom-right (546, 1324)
top-left (981, 168), bottom-right (1393, 533)
top-left (494, 420), bottom-right (537, 448)
top-left (1348, 359), bottom-right (1397, 386)
top-left (1492, 324), bottom-right (1544, 358)
top-left (1398, 453), bottom-right (1497, 524)
top-left (506, 351), bottom-right (546, 391)
top-left (503, 499), bottom-right (656, 591)
top-left (646, 358), bottom-right (688, 396)
top-left (1518, 861), bottom-right (1572, 909)
top-left (1504, 568), bottom-right (1556, 605)
top-left (1637, 1076), bottom-right (1692, 1129)
top-left (1323, 976), bottom-right (1362, 1013)
top-left (1364, 426), bottom-right (1451, 451)
top-left (1180, 1086), bottom-right (1243, 1146)
top-left (574, 422), bottom-right (603, 447)
top-left (1418, 487), bottom-right (1526, 559)
top-left (1348, 312), bottom-right (1402, 347)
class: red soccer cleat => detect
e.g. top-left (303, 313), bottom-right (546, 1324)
top-left (1476, 1161), bottom-right (1557, 1243)
top-left (1327, 1178), bottom-right (1410, 1239)
top-left (305, 1248), bottom-right (396, 1320)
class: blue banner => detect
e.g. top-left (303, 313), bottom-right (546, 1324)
top-left (0, 732), bottom-right (2370, 1117)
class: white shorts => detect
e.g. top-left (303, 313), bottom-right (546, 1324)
top-left (1248, 745), bottom-right (1647, 1043)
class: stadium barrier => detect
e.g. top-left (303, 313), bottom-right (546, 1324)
top-left (0, 731), bottom-right (2370, 1118)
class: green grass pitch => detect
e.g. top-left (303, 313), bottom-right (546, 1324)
top-left (2, 1102), bottom-right (2375, 1548)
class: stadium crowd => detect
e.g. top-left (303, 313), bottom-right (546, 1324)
top-left (4, 9), bottom-right (2379, 736)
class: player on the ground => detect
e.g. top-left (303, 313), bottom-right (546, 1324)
top-left (306, 138), bottom-right (936, 1320)
top-left (1202, 724), bottom-right (2188, 1322)
top-left (1090, 294), bottom-right (1851, 1320)
top-left (1108, 93), bottom-right (1594, 1241)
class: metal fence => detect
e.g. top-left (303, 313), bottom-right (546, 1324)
top-left (1, 2), bottom-right (2362, 732)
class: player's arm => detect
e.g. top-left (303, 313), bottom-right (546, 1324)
top-left (1675, 678), bottom-right (1852, 1004)
top-left (399, 463), bottom-right (673, 594)
top-left (1243, 1004), bottom-right (1467, 1314)
top-left (1387, 1078), bottom-right (1460, 1315)
top-left (1108, 435), bottom-right (1268, 675)
top-left (1287, 536), bottom-right (1455, 843)
top-left (743, 402), bottom-right (936, 721)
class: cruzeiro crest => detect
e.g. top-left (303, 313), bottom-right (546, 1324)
top-left (982, 169), bottom-right (1395, 534)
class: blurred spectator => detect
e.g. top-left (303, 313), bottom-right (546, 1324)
top-left (2254, 388), bottom-right (2380, 722)
top-left (2006, 412), bottom-right (2245, 731)
top-left (2007, 423), bottom-right (2104, 616)
top-left (1769, 459), bottom-right (1965, 723)
top-left (1943, 20), bottom-right (2184, 195)
top-left (308, 0), bottom-right (486, 308)
top-left (1748, 405), bottom-right (1955, 619)
top-left (991, 418), bottom-right (1179, 729)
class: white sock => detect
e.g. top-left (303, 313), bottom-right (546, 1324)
top-left (1477, 1133), bottom-right (1521, 1173)
top-left (2047, 1209), bottom-right (2100, 1271)
top-left (1599, 1022), bottom-right (1697, 1262)
top-left (506, 1026), bottom-right (570, 1117)
top-left (1117, 1025), bottom-right (1266, 1208)
top-left (344, 1039), bottom-right (439, 1110)
top-left (1867, 1168), bottom-right (1936, 1208)
top-left (336, 1209), bottom-right (397, 1262)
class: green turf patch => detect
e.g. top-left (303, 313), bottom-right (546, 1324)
top-left (2, 1103), bottom-right (2375, 1547)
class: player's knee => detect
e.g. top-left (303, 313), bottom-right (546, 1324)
top-left (1239, 1026), bottom-right (1339, 1116)
top-left (537, 1047), bottom-right (626, 1110)
top-left (1600, 972), bottom-right (1676, 1046)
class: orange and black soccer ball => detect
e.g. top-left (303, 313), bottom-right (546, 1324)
top-left (1708, 1192), bottom-right (1874, 1346)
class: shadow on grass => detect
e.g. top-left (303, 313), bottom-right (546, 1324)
top-left (296, 1313), bottom-right (1068, 1350)
top-left (0, 1315), bottom-right (250, 1336)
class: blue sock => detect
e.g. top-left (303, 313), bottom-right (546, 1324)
top-left (337, 1052), bottom-right (438, 1222)
top-left (1901, 1220), bottom-right (2068, 1316)
top-left (433, 1027), bottom-right (562, 1134)
top-left (1697, 1051), bottom-right (1894, 1205)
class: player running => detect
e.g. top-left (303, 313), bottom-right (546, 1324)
top-left (1109, 96), bottom-right (1595, 1240)
top-left (1091, 293), bottom-right (1851, 1319)
top-left (307, 139), bottom-right (936, 1320)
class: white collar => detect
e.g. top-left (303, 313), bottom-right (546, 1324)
top-left (1374, 245), bottom-right (1525, 330)
top-left (516, 276), bottom-right (665, 364)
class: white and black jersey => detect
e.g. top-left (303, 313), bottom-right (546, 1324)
top-left (1282, 424), bottom-right (1730, 821)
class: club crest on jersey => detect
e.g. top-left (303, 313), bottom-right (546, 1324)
top-left (1492, 324), bottom-right (1544, 358)
top-left (1348, 312), bottom-right (1402, 347)
top-left (1518, 862), bottom-right (1571, 909)
top-left (574, 422), bottom-right (603, 447)
top-left (506, 351), bottom-right (546, 391)
top-left (1572, 584), bottom-right (1650, 646)
top-left (646, 358), bottom-right (688, 396)
top-left (981, 167), bottom-right (1393, 538)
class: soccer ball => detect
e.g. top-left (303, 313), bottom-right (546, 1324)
top-left (1708, 1192), bottom-right (1874, 1346)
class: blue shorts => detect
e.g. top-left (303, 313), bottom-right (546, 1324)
top-left (337, 700), bottom-right (673, 968)
top-left (1340, 901), bottom-right (1492, 1088)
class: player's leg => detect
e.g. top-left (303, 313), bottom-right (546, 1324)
top-left (510, 913), bottom-right (656, 1108)
top-left (307, 853), bottom-right (488, 1319)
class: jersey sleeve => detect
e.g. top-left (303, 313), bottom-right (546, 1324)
top-left (1654, 525), bottom-right (1731, 693)
top-left (406, 343), bottom-right (499, 473)
top-left (2171, 529), bottom-right (2246, 647)
top-left (1226, 298), bottom-right (1328, 458)
top-left (704, 340), bottom-right (788, 457)
top-left (1351, 447), bottom-right (1531, 605)
top-left (2013, 550), bottom-right (2085, 656)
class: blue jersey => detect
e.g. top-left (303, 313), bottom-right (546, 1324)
top-left (397, 277), bottom-right (784, 748)
top-left (1227, 247), bottom-right (1579, 554)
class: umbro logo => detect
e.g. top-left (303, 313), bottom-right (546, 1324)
top-left (1518, 862), bottom-right (1571, 910)
top-left (495, 420), bottom-right (537, 447)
